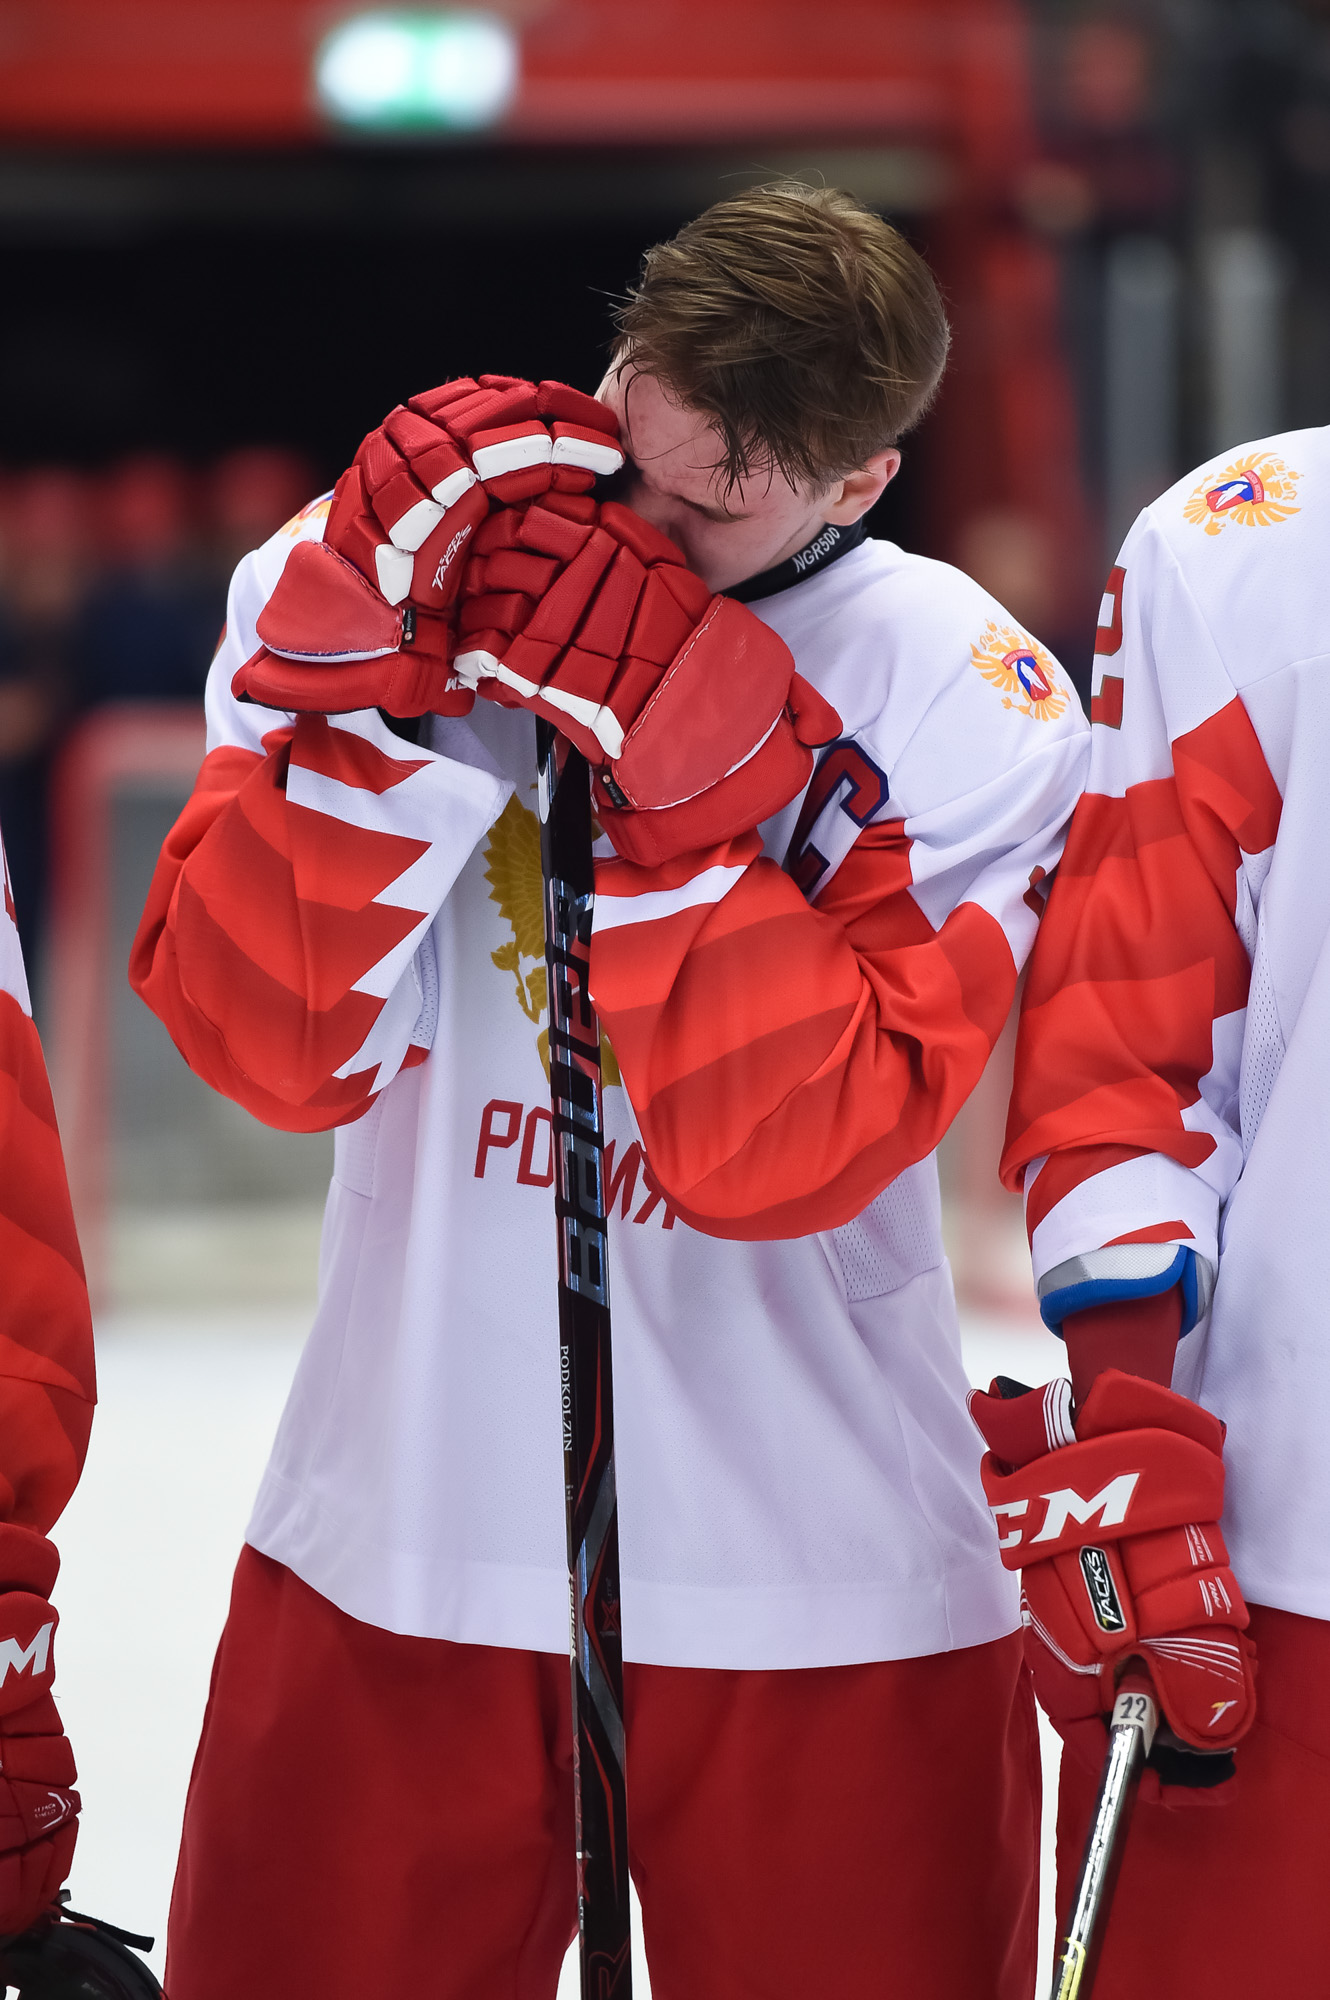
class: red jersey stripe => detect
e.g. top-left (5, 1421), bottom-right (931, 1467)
top-left (131, 721), bottom-right (441, 1129)
top-left (1005, 695), bottom-right (1281, 1197)
top-left (0, 989), bottom-right (94, 1531)
top-left (593, 827), bottom-right (1018, 1236)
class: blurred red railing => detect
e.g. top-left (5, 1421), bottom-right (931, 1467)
top-left (45, 702), bottom-right (206, 1302)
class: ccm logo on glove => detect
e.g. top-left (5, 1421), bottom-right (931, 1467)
top-left (990, 1470), bottom-right (1142, 1548)
top-left (968, 1368), bottom-right (1256, 1793)
top-left (0, 1616), bottom-right (53, 1689)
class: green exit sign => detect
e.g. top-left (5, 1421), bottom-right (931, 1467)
top-left (316, 12), bottom-right (519, 132)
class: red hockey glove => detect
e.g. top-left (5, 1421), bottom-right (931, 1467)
top-left (232, 375), bottom-right (623, 718)
top-left (0, 1527), bottom-right (79, 1935)
top-left (454, 495), bottom-right (842, 864)
top-left (969, 1370), bottom-right (1256, 1804)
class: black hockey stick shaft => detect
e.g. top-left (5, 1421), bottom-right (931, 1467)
top-left (1049, 1678), bottom-right (1157, 1999)
top-left (537, 719), bottom-right (633, 2000)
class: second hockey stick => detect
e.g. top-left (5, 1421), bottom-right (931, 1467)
top-left (537, 719), bottom-right (633, 2000)
top-left (1049, 1676), bottom-right (1157, 1999)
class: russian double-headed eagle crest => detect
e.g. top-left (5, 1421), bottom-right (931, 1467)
top-left (279, 493), bottom-right (332, 538)
top-left (970, 621), bottom-right (1068, 723)
top-left (1183, 451), bottom-right (1301, 536)
top-left (483, 793), bottom-right (620, 1084)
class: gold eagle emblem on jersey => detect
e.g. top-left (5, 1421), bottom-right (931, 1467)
top-left (483, 793), bottom-right (621, 1084)
top-left (970, 622), bottom-right (1068, 722)
top-left (278, 494), bottom-right (332, 538)
top-left (1183, 451), bottom-right (1301, 536)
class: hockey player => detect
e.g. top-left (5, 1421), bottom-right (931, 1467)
top-left (0, 833), bottom-right (93, 1941)
top-left (132, 185), bottom-right (1088, 1999)
top-left (993, 428), bottom-right (1329, 1993)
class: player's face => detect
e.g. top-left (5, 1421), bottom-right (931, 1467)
top-left (595, 364), bottom-right (900, 592)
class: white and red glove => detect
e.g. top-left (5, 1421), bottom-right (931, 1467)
top-left (232, 374), bottom-right (623, 717)
top-left (454, 494), bottom-right (842, 864)
top-left (0, 1527), bottom-right (78, 1936)
top-left (969, 1370), bottom-right (1256, 1803)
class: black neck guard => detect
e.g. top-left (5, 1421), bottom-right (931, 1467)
top-left (723, 518), bottom-right (868, 605)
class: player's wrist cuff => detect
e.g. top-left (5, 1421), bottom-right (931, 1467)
top-left (1038, 1244), bottom-right (1212, 1337)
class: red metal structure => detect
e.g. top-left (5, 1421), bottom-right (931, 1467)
top-left (1, 1), bottom-right (1025, 152)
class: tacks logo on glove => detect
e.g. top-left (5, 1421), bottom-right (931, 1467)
top-left (1079, 1548), bottom-right (1127, 1634)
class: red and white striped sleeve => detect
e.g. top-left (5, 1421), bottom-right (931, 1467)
top-left (589, 604), bottom-right (1090, 1240)
top-left (0, 836), bottom-right (95, 1531)
top-left (130, 505), bottom-right (511, 1132)
top-left (1003, 513), bottom-right (1282, 1326)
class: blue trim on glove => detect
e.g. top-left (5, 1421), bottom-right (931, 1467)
top-left (1040, 1246), bottom-right (1202, 1338)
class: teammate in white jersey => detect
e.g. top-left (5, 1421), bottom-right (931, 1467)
top-left (996, 429), bottom-right (1330, 1992)
top-left (133, 185), bottom-right (1087, 1998)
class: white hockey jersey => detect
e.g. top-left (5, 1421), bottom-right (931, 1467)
top-left (133, 504), bottom-right (1087, 1669)
top-left (1005, 426), bottom-right (1330, 1622)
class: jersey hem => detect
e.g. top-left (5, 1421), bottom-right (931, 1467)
top-left (246, 1473), bottom-right (1019, 1669)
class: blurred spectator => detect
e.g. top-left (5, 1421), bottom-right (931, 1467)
top-left (0, 444), bottom-right (313, 972)
top-left (0, 469), bottom-right (90, 971)
top-left (71, 455), bottom-right (219, 707)
top-left (1025, 11), bottom-right (1176, 233)
top-left (207, 447), bottom-right (316, 583)
top-left (955, 506), bottom-right (1093, 708)
top-left (1063, 18), bottom-right (1153, 134)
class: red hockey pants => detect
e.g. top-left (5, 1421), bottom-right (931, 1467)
top-left (167, 1546), bottom-right (1039, 1999)
top-left (1056, 1601), bottom-right (1330, 1993)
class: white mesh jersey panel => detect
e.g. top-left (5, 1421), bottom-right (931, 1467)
top-left (332, 1094), bottom-right (386, 1197)
top-left (829, 1157), bottom-right (945, 1302)
top-left (1239, 907), bottom-right (1285, 1156)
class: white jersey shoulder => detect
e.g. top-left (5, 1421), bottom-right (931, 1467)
top-left (755, 538), bottom-right (1087, 822)
top-left (0, 835), bottom-right (31, 1018)
top-left (204, 493), bottom-right (333, 756)
top-left (1135, 425), bottom-right (1330, 692)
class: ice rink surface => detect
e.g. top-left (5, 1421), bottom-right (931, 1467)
top-left (53, 1303), bottom-right (1069, 1995)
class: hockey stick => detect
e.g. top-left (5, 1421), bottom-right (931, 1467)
top-left (536, 719), bottom-right (633, 2000)
top-left (1049, 1676), bottom-right (1157, 1999)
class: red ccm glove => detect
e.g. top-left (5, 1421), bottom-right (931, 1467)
top-left (454, 495), bottom-right (842, 864)
top-left (969, 1370), bottom-right (1256, 1803)
top-left (232, 375), bottom-right (624, 718)
top-left (0, 1526), bottom-right (79, 1935)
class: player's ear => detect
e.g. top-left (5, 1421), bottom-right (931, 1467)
top-left (824, 448), bottom-right (901, 525)
top-left (594, 349), bottom-right (634, 412)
